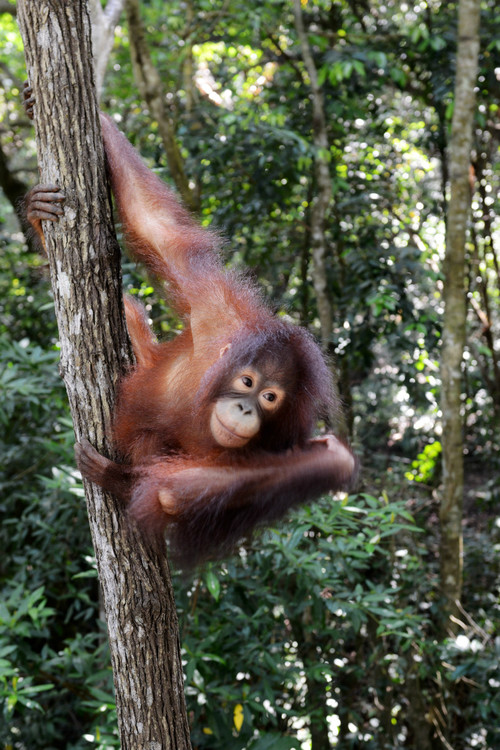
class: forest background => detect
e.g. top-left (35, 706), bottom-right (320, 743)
top-left (0, 0), bottom-right (499, 749)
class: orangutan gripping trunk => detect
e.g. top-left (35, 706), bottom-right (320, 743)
top-left (26, 103), bottom-right (357, 568)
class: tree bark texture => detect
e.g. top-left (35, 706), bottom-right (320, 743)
top-left (17, 2), bottom-right (192, 748)
top-left (440, 0), bottom-right (480, 631)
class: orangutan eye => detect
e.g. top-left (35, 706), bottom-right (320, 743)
top-left (259, 388), bottom-right (285, 412)
top-left (241, 376), bottom-right (253, 388)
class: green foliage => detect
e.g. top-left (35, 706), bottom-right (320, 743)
top-left (405, 440), bottom-right (442, 484)
top-left (0, 288), bottom-right (116, 748)
top-left (176, 492), bottom-right (428, 747)
top-left (0, 586), bottom-right (55, 718)
top-left (0, 245), bottom-right (56, 346)
top-left (0, 0), bottom-right (499, 747)
top-left (437, 634), bottom-right (500, 749)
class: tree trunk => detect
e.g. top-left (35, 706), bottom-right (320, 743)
top-left (292, 0), bottom-right (333, 351)
top-left (440, 0), bottom-right (480, 633)
top-left (125, 0), bottom-right (199, 212)
top-left (16, 2), bottom-right (192, 747)
top-left (292, 0), bottom-right (348, 437)
top-left (89, 0), bottom-right (125, 95)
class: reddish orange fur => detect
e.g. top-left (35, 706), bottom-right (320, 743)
top-left (27, 112), bottom-right (357, 569)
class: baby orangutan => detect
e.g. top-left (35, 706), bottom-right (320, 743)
top-left (26, 104), bottom-right (357, 568)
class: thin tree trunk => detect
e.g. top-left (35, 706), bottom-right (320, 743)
top-left (292, 0), bottom-right (333, 350)
top-left (125, 0), bottom-right (199, 212)
top-left (89, 0), bottom-right (125, 95)
top-left (292, 0), bottom-right (348, 437)
top-left (17, 2), bottom-right (192, 747)
top-left (440, 0), bottom-right (480, 633)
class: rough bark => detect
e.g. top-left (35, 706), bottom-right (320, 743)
top-left (440, 0), bottom-right (480, 632)
top-left (125, 0), bottom-right (199, 212)
top-left (17, 2), bottom-right (192, 747)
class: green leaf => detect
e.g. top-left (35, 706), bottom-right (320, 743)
top-left (204, 570), bottom-right (221, 602)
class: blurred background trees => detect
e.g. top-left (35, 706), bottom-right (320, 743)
top-left (1, 1), bottom-right (499, 748)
